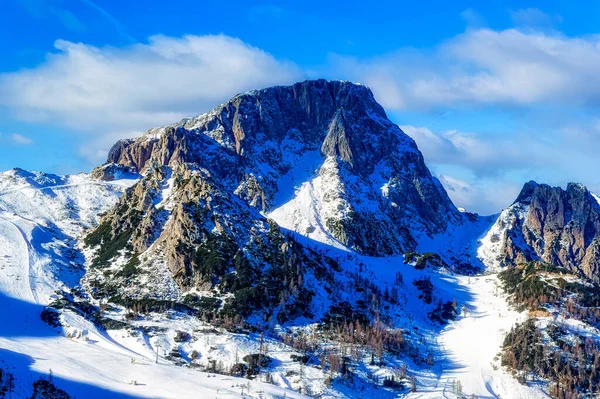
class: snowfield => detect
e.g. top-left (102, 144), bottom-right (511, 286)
top-left (434, 274), bottom-right (547, 398)
top-left (352, 256), bottom-right (549, 399)
top-left (0, 167), bottom-right (553, 398)
top-left (0, 171), bottom-right (307, 398)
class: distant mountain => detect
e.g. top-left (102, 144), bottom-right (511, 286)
top-left (480, 180), bottom-right (600, 280)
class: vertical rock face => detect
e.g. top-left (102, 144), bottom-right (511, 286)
top-left (101, 79), bottom-right (460, 256)
top-left (321, 109), bottom-right (357, 169)
top-left (488, 181), bottom-right (600, 280)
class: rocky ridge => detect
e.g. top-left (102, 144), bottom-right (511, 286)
top-left (480, 181), bottom-right (600, 281)
top-left (82, 79), bottom-right (469, 326)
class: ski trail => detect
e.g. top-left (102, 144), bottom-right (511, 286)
top-left (10, 220), bottom-right (39, 305)
top-left (83, 316), bottom-right (149, 360)
top-left (0, 216), bottom-right (37, 304)
top-left (400, 271), bottom-right (549, 398)
top-left (0, 213), bottom-right (146, 360)
top-left (436, 274), bottom-right (549, 399)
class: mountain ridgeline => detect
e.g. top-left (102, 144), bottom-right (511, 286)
top-left (86, 79), bottom-right (600, 322)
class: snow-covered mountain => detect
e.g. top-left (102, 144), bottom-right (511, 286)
top-left (0, 168), bottom-right (315, 399)
top-left (2, 80), bottom-right (600, 399)
top-left (103, 79), bottom-right (461, 256)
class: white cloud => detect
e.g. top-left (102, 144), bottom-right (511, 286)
top-left (400, 125), bottom-right (556, 177)
top-left (460, 8), bottom-right (487, 28)
top-left (401, 121), bottom-right (600, 213)
top-left (333, 28), bottom-right (600, 110)
top-left (437, 174), bottom-right (521, 215)
top-left (0, 132), bottom-right (33, 145)
top-left (562, 118), bottom-right (600, 147)
top-left (509, 8), bottom-right (562, 30)
top-left (9, 133), bottom-right (33, 145)
top-left (0, 34), bottom-right (301, 138)
top-left (78, 0), bottom-right (136, 42)
top-left (17, 0), bottom-right (87, 32)
top-left (78, 130), bottom-right (140, 165)
top-left (3, 25), bottom-right (600, 215)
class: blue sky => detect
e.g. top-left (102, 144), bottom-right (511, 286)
top-left (2, 0), bottom-right (600, 214)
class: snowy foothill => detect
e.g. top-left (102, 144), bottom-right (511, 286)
top-left (0, 166), bottom-right (555, 398)
top-left (0, 171), bottom-right (308, 398)
top-left (338, 255), bottom-right (549, 399)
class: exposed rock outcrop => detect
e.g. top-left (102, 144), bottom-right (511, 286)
top-left (84, 162), bottom-right (333, 321)
top-left (487, 181), bottom-right (600, 280)
top-left (90, 163), bottom-right (137, 181)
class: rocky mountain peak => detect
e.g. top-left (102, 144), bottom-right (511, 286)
top-left (96, 79), bottom-right (460, 259)
top-left (321, 108), bottom-right (362, 172)
top-left (106, 79), bottom-right (387, 171)
top-left (488, 180), bottom-right (600, 280)
top-left (512, 180), bottom-right (540, 204)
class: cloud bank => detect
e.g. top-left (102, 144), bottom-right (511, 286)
top-left (5, 27), bottom-right (600, 138)
top-left (333, 28), bottom-right (600, 111)
top-left (0, 34), bottom-right (300, 161)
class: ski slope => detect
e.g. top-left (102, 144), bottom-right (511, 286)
top-left (357, 244), bottom-right (549, 398)
top-left (0, 173), bottom-right (308, 398)
top-left (432, 274), bottom-right (547, 398)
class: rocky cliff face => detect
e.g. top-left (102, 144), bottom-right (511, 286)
top-left (482, 181), bottom-right (600, 280)
top-left (100, 79), bottom-right (460, 256)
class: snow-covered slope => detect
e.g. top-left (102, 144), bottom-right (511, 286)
top-left (433, 274), bottom-right (546, 398)
top-left (0, 167), bottom-right (544, 398)
top-left (0, 169), bottom-right (312, 398)
top-left (268, 157), bottom-right (353, 251)
top-left (0, 169), bottom-right (137, 296)
top-left (0, 169), bottom-right (134, 235)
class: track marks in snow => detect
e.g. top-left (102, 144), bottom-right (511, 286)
top-left (365, 255), bottom-right (548, 398)
top-left (10, 220), bottom-right (39, 305)
top-left (0, 217), bottom-right (38, 305)
top-left (436, 275), bottom-right (548, 399)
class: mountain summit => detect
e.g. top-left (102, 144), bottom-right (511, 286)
top-left (100, 79), bottom-right (460, 257)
